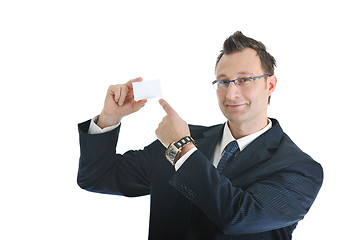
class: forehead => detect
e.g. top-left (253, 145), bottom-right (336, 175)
top-left (215, 48), bottom-right (263, 78)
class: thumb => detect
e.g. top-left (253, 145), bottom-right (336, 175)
top-left (159, 99), bottom-right (177, 115)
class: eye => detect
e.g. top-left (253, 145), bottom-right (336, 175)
top-left (238, 77), bottom-right (252, 83)
top-left (218, 80), bottom-right (230, 87)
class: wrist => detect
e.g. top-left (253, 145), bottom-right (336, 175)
top-left (178, 143), bottom-right (196, 159)
top-left (97, 113), bottom-right (122, 129)
top-left (165, 136), bottom-right (196, 165)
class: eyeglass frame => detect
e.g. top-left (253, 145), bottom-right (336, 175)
top-left (212, 74), bottom-right (272, 90)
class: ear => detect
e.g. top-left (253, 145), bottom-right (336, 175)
top-left (267, 75), bottom-right (277, 95)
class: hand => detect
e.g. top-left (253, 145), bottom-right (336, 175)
top-left (155, 99), bottom-right (191, 147)
top-left (97, 77), bottom-right (147, 128)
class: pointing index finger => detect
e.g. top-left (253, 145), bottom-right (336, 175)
top-left (159, 99), bottom-right (176, 115)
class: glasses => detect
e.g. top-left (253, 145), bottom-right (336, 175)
top-left (212, 74), bottom-right (271, 91)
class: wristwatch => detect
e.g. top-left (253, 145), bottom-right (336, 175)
top-left (165, 136), bottom-right (196, 165)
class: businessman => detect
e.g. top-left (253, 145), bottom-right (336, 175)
top-left (77, 31), bottom-right (323, 239)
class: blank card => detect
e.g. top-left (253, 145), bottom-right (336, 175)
top-left (132, 79), bottom-right (162, 101)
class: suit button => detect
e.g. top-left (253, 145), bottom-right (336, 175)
top-left (187, 189), bottom-right (196, 198)
top-left (179, 184), bottom-right (196, 198)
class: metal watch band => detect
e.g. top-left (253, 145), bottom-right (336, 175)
top-left (174, 136), bottom-right (195, 149)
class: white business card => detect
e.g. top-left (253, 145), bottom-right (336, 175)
top-left (132, 79), bottom-right (162, 101)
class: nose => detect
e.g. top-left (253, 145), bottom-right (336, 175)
top-left (225, 82), bottom-right (241, 100)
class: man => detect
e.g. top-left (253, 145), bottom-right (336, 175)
top-left (77, 31), bottom-right (323, 239)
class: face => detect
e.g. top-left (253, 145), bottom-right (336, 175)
top-left (215, 48), bottom-right (276, 128)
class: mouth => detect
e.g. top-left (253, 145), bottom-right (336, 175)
top-left (226, 103), bottom-right (247, 109)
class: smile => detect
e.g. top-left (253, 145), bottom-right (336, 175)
top-left (226, 103), bottom-right (247, 108)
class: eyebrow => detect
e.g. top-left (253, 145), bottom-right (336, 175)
top-left (216, 71), bottom-right (254, 79)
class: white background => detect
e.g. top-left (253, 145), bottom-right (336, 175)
top-left (1, 0), bottom-right (359, 239)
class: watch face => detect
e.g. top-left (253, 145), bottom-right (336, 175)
top-left (166, 145), bottom-right (179, 164)
top-left (168, 148), bottom-right (178, 159)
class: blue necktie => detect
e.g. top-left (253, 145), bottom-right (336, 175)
top-left (217, 140), bottom-right (239, 173)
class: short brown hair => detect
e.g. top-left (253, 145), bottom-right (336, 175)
top-left (216, 31), bottom-right (276, 75)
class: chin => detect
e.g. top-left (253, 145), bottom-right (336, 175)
top-left (220, 104), bottom-right (250, 123)
top-left (225, 112), bottom-right (249, 125)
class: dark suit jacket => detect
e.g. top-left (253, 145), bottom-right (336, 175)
top-left (77, 118), bottom-right (323, 240)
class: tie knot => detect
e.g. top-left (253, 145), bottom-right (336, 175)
top-left (225, 140), bottom-right (239, 155)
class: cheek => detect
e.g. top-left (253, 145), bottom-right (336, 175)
top-left (216, 92), bottom-right (227, 113)
top-left (249, 89), bottom-right (269, 108)
top-left (249, 83), bottom-right (269, 101)
top-left (216, 91), bottom-right (224, 103)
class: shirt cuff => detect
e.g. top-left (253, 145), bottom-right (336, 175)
top-left (88, 115), bottom-right (121, 134)
top-left (174, 148), bottom-right (197, 171)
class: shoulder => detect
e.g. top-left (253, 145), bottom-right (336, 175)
top-left (269, 119), bottom-right (320, 163)
top-left (279, 133), bottom-right (313, 162)
top-left (268, 119), bottom-right (323, 175)
top-left (276, 133), bottom-right (323, 178)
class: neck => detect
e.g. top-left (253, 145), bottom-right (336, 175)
top-left (228, 117), bottom-right (269, 139)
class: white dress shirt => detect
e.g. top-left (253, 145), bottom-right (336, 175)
top-left (88, 116), bottom-right (121, 134)
top-left (88, 117), bottom-right (272, 171)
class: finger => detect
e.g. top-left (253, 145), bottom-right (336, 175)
top-left (159, 99), bottom-right (177, 115)
top-left (134, 99), bottom-right (147, 110)
top-left (127, 99), bottom-right (147, 115)
top-left (118, 85), bottom-right (128, 106)
top-left (109, 85), bottom-right (121, 103)
top-left (125, 77), bottom-right (143, 89)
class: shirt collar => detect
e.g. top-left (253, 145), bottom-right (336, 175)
top-left (220, 119), bottom-right (272, 154)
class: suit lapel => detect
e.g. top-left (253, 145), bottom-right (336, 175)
top-left (221, 118), bottom-right (284, 179)
top-left (194, 124), bottom-right (224, 161)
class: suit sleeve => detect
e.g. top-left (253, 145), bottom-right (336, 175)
top-left (77, 120), bottom-right (158, 197)
top-left (169, 150), bottom-right (323, 235)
